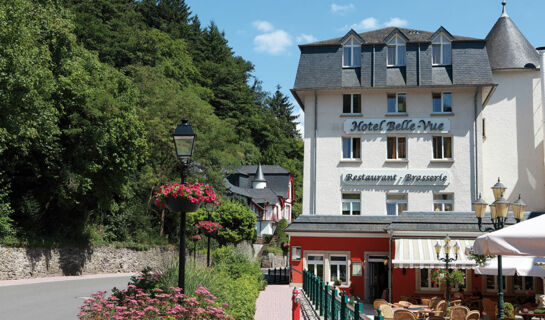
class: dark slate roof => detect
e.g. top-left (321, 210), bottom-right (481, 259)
top-left (285, 215), bottom-right (395, 233)
top-left (225, 180), bottom-right (280, 204)
top-left (485, 15), bottom-right (540, 70)
top-left (285, 211), bottom-right (544, 234)
top-left (235, 165), bottom-right (290, 175)
top-left (301, 27), bottom-right (479, 47)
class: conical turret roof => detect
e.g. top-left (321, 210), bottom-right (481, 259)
top-left (485, 2), bottom-right (540, 70)
top-left (253, 164), bottom-right (266, 182)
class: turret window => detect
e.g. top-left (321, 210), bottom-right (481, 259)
top-left (432, 35), bottom-right (451, 65)
top-left (343, 38), bottom-right (361, 67)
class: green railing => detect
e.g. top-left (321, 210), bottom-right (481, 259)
top-left (302, 270), bottom-right (365, 320)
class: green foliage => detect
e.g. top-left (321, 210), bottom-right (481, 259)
top-left (1, 0), bottom-right (302, 245)
top-left (160, 246), bottom-right (264, 320)
top-left (469, 253), bottom-right (496, 266)
top-left (431, 268), bottom-right (465, 288)
top-left (274, 218), bottom-right (289, 245)
top-left (263, 246), bottom-right (283, 256)
top-left (504, 302), bottom-right (514, 319)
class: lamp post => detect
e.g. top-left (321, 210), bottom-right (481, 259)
top-left (205, 202), bottom-right (215, 267)
top-left (434, 235), bottom-right (459, 304)
top-left (172, 118), bottom-right (196, 291)
top-left (472, 178), bottom-right (526, 320)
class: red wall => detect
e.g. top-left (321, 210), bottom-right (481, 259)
top-left (290, 236), bottom-right (389, 299)
top-left (392, 268), bottom-right (415, 302)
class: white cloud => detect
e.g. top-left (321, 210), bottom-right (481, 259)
top-left (252, 20), bottom-right (274, 32)
top-left (384, 17), bottom-right (408, 28)
top-left (296, 33), bottom-right (318, 44)
top-left (348, 17), bottom-right (378, 31)
top-left (254, 30), bottom-right (293, 55)
top-left (331, 3), bottom-right (354, 14)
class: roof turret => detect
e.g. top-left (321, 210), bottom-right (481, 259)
top-left (485, 1), bottom-right (540, 70)
top-left (253, 164), bottom-right (266, 183)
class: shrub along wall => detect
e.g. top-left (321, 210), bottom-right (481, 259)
top-left (0, 245), bottom-right (176, 280)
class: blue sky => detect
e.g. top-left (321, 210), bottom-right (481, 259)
top-left (185, 0), bottom-right (545, 128)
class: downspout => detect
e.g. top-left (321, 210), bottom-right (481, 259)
top-left (372, 45), bottom-right (375, 87)
top-left (313, 89), bottom-right (318, 214)
top-left (417, 44), bottom-right (421, 86)
top-left (388, 230), bottom-right (393, 302)
top-left (473, 87), bottom-right (480, 199)
top-left (538, 47), bottom-right (545, 180)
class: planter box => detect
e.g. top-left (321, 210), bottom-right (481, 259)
top-left (165, 197), bottom-right (201, 212)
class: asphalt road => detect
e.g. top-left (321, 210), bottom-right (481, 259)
top-left (0, 275), bottom-right (132, 320)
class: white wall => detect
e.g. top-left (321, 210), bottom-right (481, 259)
top-left (482, 70), bottom-right (545, 211)
top-left (302, 88), bottom-right (479, 215)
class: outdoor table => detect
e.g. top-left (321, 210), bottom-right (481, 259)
top-left (516, 311), bottom-right (545, 320)
top-left (393, 307), bottom-right (433, 319)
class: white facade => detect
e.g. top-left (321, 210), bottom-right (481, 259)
top-left (302, 82), bottom-right (545, 215)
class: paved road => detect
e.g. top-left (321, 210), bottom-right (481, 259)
top-left (0, 275), bottom-right (133, 320)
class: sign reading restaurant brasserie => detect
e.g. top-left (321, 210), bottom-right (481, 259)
top-left (342, 170), bottom-right (450, 186)
top-left (344, 118), bottom-right (450, 134)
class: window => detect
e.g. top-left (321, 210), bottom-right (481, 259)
top-left (343, 38), bottom-right (361, 67)
top-left (342, 137), bottom-right (361, 159)
top-left (386, 193), bottom-right (408, 215)
top-left (432, 93), bottom-right (452, 113)
top-left (352, 261), bottom-right (362, 276)
top-left (342, 193), bottom-right (361, 215)
top-left (420, 268), bottom-right (440, 289)
top-left (307, 255), bottom-right (324, 279)
top-left (387, 137), bottom-right (407, 159)
top-left (514, 275), bottom-right (534, 292)
top-left (387, 93), bottom-right (407, 113)
top-left (432, 136), bottom-right (452, 159)
top-left (330, 256), bottom-right (348, 284)
top-left (433, 193), bottom-right (454, 211)
top-left (387, 36), bottom-right (406, 66)
top-left (291, 247), bottom-right (301, 261)
top-left (432, 35), bottom-right (451, 65)
top-left (486, 275), bottom-right (506, 291)
top-left (343, 94), bottom-right (362, 114)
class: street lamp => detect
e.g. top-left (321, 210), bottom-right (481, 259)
top-left (472, 178), bottom-right (526, 320)
top-left (172, 118), bottom-right (196, 291)
top-left (435, 235), bottom-right (459, 303)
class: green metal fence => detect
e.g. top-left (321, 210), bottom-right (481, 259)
top-left (302, 270), bottom-right (365, 320)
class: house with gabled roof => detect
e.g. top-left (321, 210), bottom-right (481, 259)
top-left (226, 164), bottom-right (295, 236)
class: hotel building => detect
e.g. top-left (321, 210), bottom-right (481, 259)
top-left (287, 3), bottom-right (545, 302)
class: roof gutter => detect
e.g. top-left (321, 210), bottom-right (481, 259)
top-left (290, 88), bottom-right (305, 110)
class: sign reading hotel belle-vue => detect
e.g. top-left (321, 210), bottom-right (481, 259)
top-left (342, 170), bottom-right (450, 186)
top-left (344, 118), bottom-right (450, 134)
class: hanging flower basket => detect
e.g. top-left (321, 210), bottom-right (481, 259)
top-left (153, 182), bottom-right (218, 212)
top-left (195, 221), bottom-right (223, 236)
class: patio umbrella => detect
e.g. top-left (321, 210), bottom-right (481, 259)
top-left (473, 214), bottom-right (545, 256)
top-left (474, 256), bottom-right (545, 277)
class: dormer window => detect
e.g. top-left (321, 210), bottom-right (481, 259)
top-left (343, 38), bottom-right (361, 68)
top-left (387, 36), bottom-right (406, 66)
top-left (432, 34), bottom-right (451, 65)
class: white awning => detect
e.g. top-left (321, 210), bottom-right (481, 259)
top-left (393, 238), bottom-right (476, 269)
top-left (474, 256), bottom-right (545, 277)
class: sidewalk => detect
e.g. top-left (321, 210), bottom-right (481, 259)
top-left (0, 273), bottom-right (136, 287)
top-left (255, 284), bottom-right (293, 320)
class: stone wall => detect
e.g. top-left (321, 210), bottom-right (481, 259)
top-left (0, 245), bottom-right (177, 280)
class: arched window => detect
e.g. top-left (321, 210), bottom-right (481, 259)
top-left (342, 38), bottom-right (361, 67)
top-left (432, 34), bottom-right (451, 65)
top-left (387, 36), bottom-right (406, 66)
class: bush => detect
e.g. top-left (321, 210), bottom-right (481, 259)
top-left (504, 302), bottom-right (514, 319)
top-left (263, 246), bottom-right (283, 256)
top-left (79, 285), bottom-right (232, 319)
top-left (274, 218), bottom-right (289, 245)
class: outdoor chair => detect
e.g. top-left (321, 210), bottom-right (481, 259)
top-left (430, 297), bottom-right (442, 309)
top-left (374, 299), bottom-right (389, 312)
top-left (381, 304), bottom-right (395, 319)
top-left (421, 298), bottom-right (431, 307)
top-left (399, 301), bottom-right (412, 307)
top-left (451, 300), bottom-right (462, 306)
top-left (466, 310), bottom-right (480, 320)
top-left (482, 298), bottom-right (497, 320)
top-left (394, 303), bottom-right (406, 308)
top-left (394, 310), bottom-right (417, 320)
top-left (431, 300), bottom-right (448, 318)
top-left (450, 306), bottom-right (470, 320)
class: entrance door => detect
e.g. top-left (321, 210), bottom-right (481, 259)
top-left (366, 256), bottom-right (389, 302)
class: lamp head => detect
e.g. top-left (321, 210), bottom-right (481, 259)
top-left (511, 194), bottom-right (526, 221)
top-left (172, 118), bottom-right (196, 162)
top-left (491, 178), bottom-right (507, 201)
top-left (489, 203), bottom-right (497, 219)
top-left (434, 241), bottom-right (442, 256)
top-left (494, 194), bottom-right (510, 219)
top-left (472, 193), bottom-right (488, 218)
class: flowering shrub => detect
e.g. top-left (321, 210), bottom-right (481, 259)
top-left (195, 221), bottom-right (223, 235)
top-left (190, 234), bottom-right (202, 241)
top-left (153, 182), bottom-right (218, 209)
top-left (430, 268), bottom-right (465, 288)
top-left (78, 285), bottom-right (233, 320)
